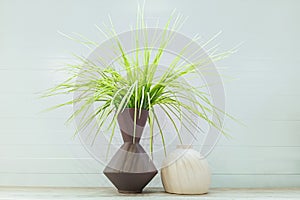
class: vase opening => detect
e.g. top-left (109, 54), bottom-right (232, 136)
top-left (176, 144), bottom-right (193, 149)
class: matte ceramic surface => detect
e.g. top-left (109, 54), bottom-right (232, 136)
top-left (103, 108), bottom-right (158, 193)
top-left (161, 145), bottom-right (211, 194)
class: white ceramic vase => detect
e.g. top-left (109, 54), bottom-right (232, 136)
top-left (161, 145), bottom-right (211, 194)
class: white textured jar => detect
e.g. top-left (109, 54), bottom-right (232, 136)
top-left (161, 145), bottom-right (211, 194)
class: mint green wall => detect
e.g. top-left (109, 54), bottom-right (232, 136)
top-left (0, 0), bottom-right (299, 187)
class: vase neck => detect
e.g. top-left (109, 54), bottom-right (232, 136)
top-left (122, 134), bottom-right (142, 143)
top-left (117, 108), bottom-right (149, 143)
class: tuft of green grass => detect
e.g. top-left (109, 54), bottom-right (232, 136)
top-left (43, 8), bottom-right (236, 156)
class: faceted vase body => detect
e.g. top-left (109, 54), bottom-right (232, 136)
top-left (103, 108), bottom-right (158, 193)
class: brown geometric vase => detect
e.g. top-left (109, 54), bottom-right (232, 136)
top-left (103, 108), bottom-right (158, 193)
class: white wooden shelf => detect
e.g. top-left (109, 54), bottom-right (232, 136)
top-left (0, 187), bottom-right (299, 200)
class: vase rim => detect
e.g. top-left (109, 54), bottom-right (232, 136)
top-left (176, 144), bottom-right (193, 149)
top-left (122, 107), bottom-right (149, 112)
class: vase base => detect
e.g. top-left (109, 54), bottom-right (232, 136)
top-left (118, 190), bottom-right (142, 194)
top-left (165, 190), bottom-right (209, 195)
top-left (104, 170), bottom-right (158, 193)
